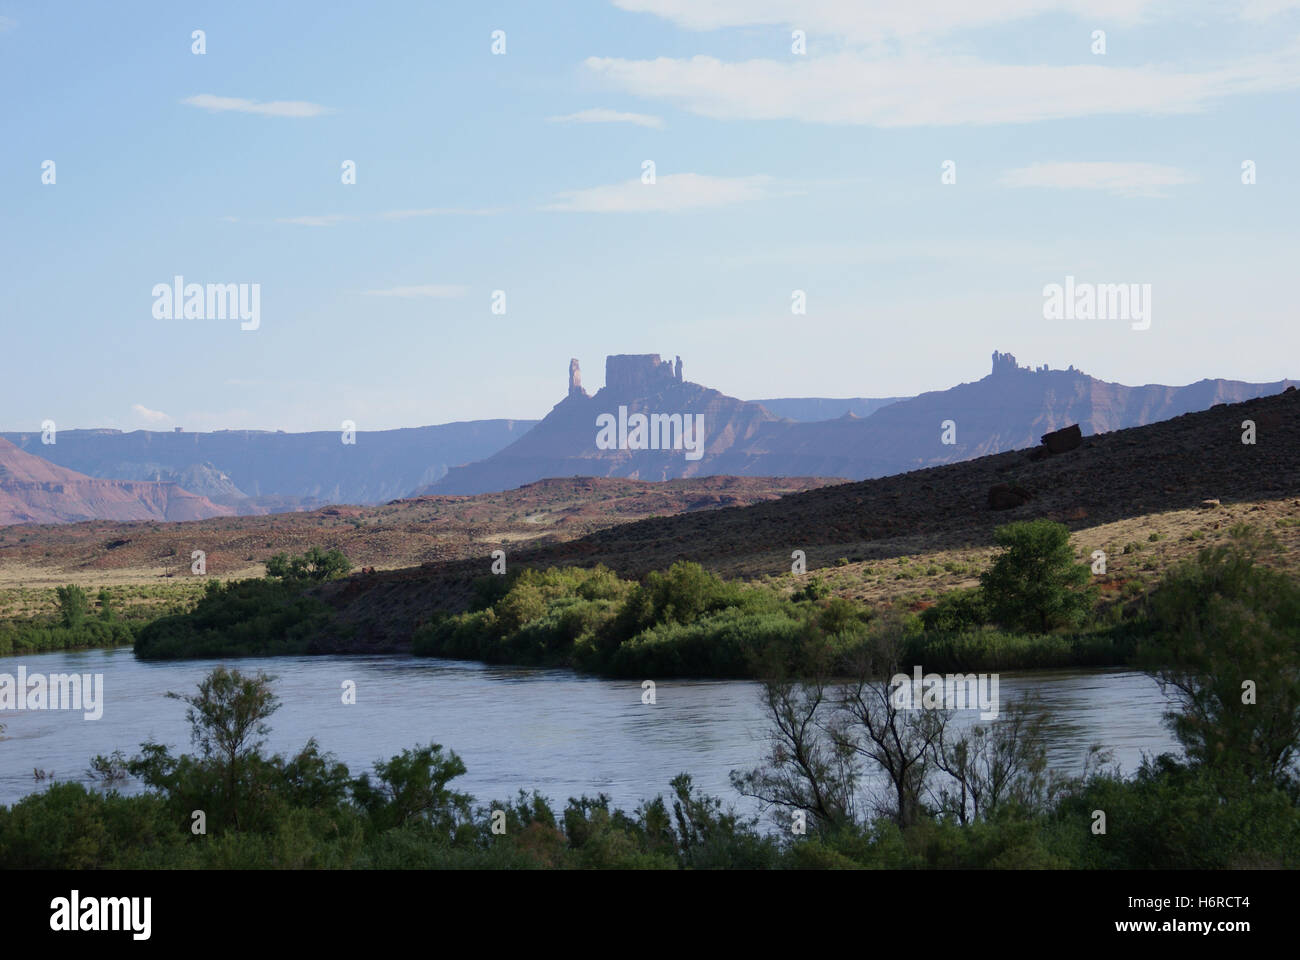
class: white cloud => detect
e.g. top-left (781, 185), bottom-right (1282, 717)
top-left (274, 214), bottom-right (356, 227)
top-left (360, 285), bottom-right (468, 298)
top-left (584, 46), bottom-right (1300, 126)
top-left (609, 0), bottom-right (1160, 42)
top-left (132, 404), bottom-right (170, 423)
top-left (547, 108), bottom-right (665, 128)
top-left (378, 207), bottom-right (502, 219)
top-left (1000, 161), bottom-right (1197, 196)
top-left (181, 94), bottom-right (332, 118)
top-left (0, 16), bottom-right (17, 32)
top-left (1240, 0), bottom-right (1300, 19)
top-left (543, 172), bottom-right (773, 212)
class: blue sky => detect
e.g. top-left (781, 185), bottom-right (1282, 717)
top-left (3, 0), bottom-right (1299, 431)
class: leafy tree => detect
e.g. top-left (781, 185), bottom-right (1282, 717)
top-left (1143, 529), bottom-right (1300, 788)
top-left (55, 584), bottom-right (89, 628)
top-left (980, 520), bottom-right (1095, 633)
top-left (96, 588), bottom-right (116, 622)
top-left (351, 744), bottom-right (471, 835)
top-left (165, 666), bottom-right (280, 829)
top-left (265, 547), bottom-right (352, 582)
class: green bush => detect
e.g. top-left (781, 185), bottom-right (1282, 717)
top-left (920, 587), bottom-right (988, 633)
top-left (134, 578), bottom-right (344, 659)
top-left (265, 547), bottom-right (352, 582)
top-left (980, 520), bottom-right (1096, 633)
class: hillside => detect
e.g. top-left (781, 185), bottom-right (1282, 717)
top-left (0, 474), bottom-right (838, 589)
top-left (320, 387), bottom-right (1300, 648)
top-left (0, 438), bottom-right (234, 526)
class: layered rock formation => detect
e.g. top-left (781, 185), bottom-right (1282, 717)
top-left (0, 438), bottom-right (236, 525)
top-left (423, 351), bottom-right (1297, 496)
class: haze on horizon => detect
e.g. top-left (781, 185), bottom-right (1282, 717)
top-left (3, 0), bottom-right (1299, 433)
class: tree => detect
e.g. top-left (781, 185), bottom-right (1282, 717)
top-left (980, 519), bottom-right (1095, 633)
top-left (166, 666), bottom-right (280, 829)
top-left (928, 696), bottom-right (1051, 825)
top-left (831, 627), bottom-right (949, 829)
top-left (351, 744), bottom-right (471, 835)
top-left (55, 584), bottom-right (89, 629)
top-left (730, 676), bottom-right (857, 834)
top-left (1144, 528), bottom-right (1300, 788)
top-left (96, 588), bottom-right (116, 622)
top-left (266, 547), bottom-right (352, 582)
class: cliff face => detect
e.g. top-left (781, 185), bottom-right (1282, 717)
top-left (0, 438), bottom-right (236, 525)
top-left (425, 352), bottom-right (1297, 496)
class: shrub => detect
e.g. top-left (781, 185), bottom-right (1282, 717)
top-left (920, 587), bottom-right (988, 634)
top-left (980, 520), bottom-right (1096, 633)
top-left (265, 547), bottom-right (352, 582)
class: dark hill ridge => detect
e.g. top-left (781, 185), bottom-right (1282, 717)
top-left (320, 387), bottom-right (1300, 650)
top-left (425, 351), bottom-right (1296, 495)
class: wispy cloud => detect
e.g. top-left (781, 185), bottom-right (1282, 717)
top-left (609, 1), bottom-right (1296, 42)
top-left (377, 207), bottom-right (502, 219)
top-left (274, 214), bottom-right (357, 227)
top-left (181, 94), bottom-right (333, 118)
top-left (132, 403), bottom-right (170, 423)
top-left (543, 172), bottom-right (773, 212)
top-left (360, 285), bottom-right (468, 298)
top-left (585, 44), bottom-right (1300, 127)
top-left (1000, 161), bottom-right (1197, 197)
top-left (547, 107), bottom-right (664, 128)
top-left (267, 208), bottom-right (500, 226)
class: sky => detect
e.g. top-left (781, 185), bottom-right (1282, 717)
top-left (2, 0), bottom-right (1299, 432)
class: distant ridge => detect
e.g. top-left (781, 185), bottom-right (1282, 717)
top-left (751, 397), bottom-right (905, 421)
top-left (423, 351), bottom-right (1297, 495)
top-left (1, 419), bottom-right (536, 512)
top-left (0, 438), bottom-right (235, 526)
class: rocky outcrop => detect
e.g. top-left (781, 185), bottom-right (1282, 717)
top-left (988, 483), bottom-right (1033, 510)
top-left (605, 354), bottom-right (679, 395)
top-left (1041, 424), bottom-right (1082, 455)
top-left (568, 358), bottom-right (586, 398)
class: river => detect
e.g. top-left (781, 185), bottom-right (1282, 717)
top-left (0, 647), bottom-right (1181, 813)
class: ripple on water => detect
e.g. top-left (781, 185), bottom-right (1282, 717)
top-left (0, 649), bottom-right (1180, 812)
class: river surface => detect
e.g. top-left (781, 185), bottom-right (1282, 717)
top-left (0, 648), bottom-right (1181, 812)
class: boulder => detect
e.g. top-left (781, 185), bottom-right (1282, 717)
top-left (988, 483), bottom-right (1033, 510)
top-left (1041, 424), bottom-right (1082, 455)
